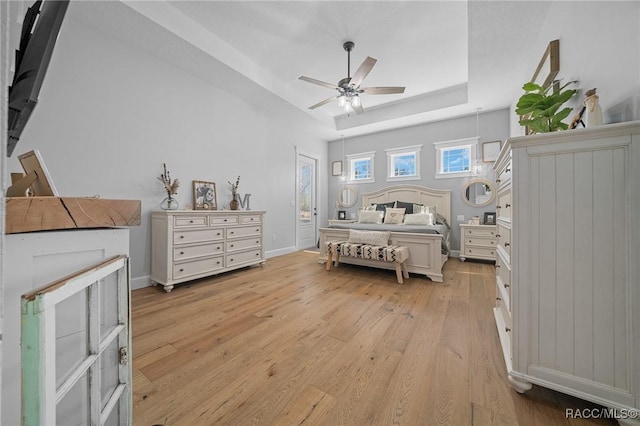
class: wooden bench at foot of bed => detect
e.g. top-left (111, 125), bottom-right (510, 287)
top-left (325, 241), bottom-right (410, 284)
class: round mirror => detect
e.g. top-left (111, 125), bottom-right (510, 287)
top-left (337, 186), bottom-right (358, 208)
top-left (462, 178), bottom-right (495, 207)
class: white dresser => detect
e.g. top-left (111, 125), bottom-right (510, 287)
top-left (151, 210), bottom-right (266, 292)
top-left (459, 224), bottom-right (497, 261)
top-left (493, 121), bottom-right (640, 419)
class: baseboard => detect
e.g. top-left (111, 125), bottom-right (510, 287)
top-left (131, 274), bottom-right (152, 290)
top-left (266, 246), bottom-right (297, 258)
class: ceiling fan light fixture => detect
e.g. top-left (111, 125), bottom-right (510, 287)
top-left (351, 94), bottom-right (361, 108)
top-left (338, 95), bottom-right (346, 107)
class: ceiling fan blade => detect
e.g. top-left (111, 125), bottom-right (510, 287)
top-left (308, 95), bottom-right (337, 110)
top-left (299, 76), bottom-right (339, 90)
top-left (361, 86), bottom-right (406, 95)
top-left (349, 56), bottom-right (377, 88)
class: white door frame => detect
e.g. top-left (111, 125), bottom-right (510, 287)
top-left (295, 147), bottom-right (320, 250)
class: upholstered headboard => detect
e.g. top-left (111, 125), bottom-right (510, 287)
top-left (361, 185), bottom-right (452, 224)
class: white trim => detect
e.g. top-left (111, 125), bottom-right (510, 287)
top-left (434, 137), bottom-right (478, 179)
top-left (385, 144), bottom-right (422, 182)
top-left (266, 246), bottom-right (298, 258)
top-left (346, 151), bottom-right (376, 184)
top-left (295, 147), bottom-right (320, 250)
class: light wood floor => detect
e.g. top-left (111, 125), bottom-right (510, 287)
top-left (132, 251), bottom-right (616, 426)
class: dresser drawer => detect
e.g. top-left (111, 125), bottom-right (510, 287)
top-left (464, 226), bottom-right (496, 238)
top-left (174, 215), bottom-right (208, 227)
top-left (210, 215), bottom-right (238, 225)
top-left (497, 190), bottom-right (512, 222)
top-left (174, 228), bottom-right (224, 245)
top-left (173, 256), bottom-right (224, 280)
top-left (464, 246), bottom-right (496, 259)
top-left (465, 236), bottom-right (497, 248)
top-left (496, 158), bottom-right (512, 188)
top-left (496, 251), bottom-right (511, 304)
top-left (174, 242), bottom-right (224, 261)
top-left (240, 215), bottom-right (262, 224)
top-left (226, 249), bottom-right (262, 267)
top-left (497, 222), bottom-right (511, 258)
top-left (496, 289), bottom-right (512, 333)
top-left (227, 225), bottom-right (262, 239)
top-left (226, 237), bottom-right (262, 252)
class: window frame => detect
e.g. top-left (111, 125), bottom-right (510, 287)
top-left (434, 137), bottom-right (478, 179)
top-left (346, 151), bottom-right (376, 184)
top-left (385, 145), bottom-right (422, 182)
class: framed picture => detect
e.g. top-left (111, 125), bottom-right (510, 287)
top-left (332, 161), bottom-right (343, 176)
top-left (338, 210), bottom-right (346, 220)
top-left (483, 211), bottom-right (496, 226)
top-left (482, 141), bottom-right (501, 163)
top-left (192, 180), bottom-right (217, 210)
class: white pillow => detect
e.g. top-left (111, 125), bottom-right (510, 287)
top-left (348, 229), bottom-right (391, 246)
top-left (358, 210), bottom-right (383, 224)
top-left (383, 207), bottom-right (406, 224)
top-left (404, 213), bottom-right (434, 226)
top-left (363, 204), bottom-right (377, 211)
top-left (414, 204), bottom-right (436, 216)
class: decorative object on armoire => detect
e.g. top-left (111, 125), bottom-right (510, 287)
top-left (583, 88), bottom-right (603, 127)
top-left (193, 180), bottom-right (217, 210)
top-left (158, 163), bottom-right (179, 210)
top-left (228, 176), bottom-right (240, 210)
top-left (515, 80), bottom-right (577, 133)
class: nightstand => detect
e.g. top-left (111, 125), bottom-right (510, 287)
top-left (459, 224), bottom-right (497, 261)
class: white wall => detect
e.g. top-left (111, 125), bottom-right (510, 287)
top-left (510, 1), bottom-right (640, 135)
top-left (328, 109), bottom-right (510, 253)
top-left (5, 6), bottom-right (328, 287)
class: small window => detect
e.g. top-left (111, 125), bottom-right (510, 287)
top-left (347, 151), bottom-right (375, 183)
top-left (434, 137), bottom-right (478, 179)
top-left (386, 145), bottom-right (422, 182)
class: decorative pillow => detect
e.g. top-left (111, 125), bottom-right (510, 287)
top-left (383, 207), bottom-right (406, 224)
top-left (414, 204), bottom-right (436, 216)
top-left (363, 204), bottom-right (377, 211)
top-left (404, 213), bottom-right (434, 225)
top-left (395, 201), bottom-right (415, 214)
top-left (435, 213), bottom-right (450, 228)
top-left (358, 210), bottom-right (384, 224)
top-left (375, 201), bottom-right (395, 212)
top-left (348, 229), bottom-right (391, 246)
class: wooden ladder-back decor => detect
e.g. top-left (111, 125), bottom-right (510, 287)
top-left (6, 197), bottom-right (141, 233)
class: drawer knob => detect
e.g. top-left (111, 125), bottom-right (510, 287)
top-left (256, 240), bottom-right (259, 244)
top-left (217, 261), bottom-right (221, 265)
top-left (179, 268), bottom-right (184, 272)
top-left (505, 203), bottom-right (511, 208)
top-left (250, 218), bottom-right (254, 221)
top-left (180, 251), bottom-right (184, 255)
top-left (496, 234), bottom-right (501, 238)
top-left (256, 228), bottom-right (260, 232)
top-left (496, 265), bottom-right (501, 269)
top-left (189, 220), bottom-right (194, 223)
top-left (230, 258), bottom-right (234, 262)
top-left (180, 236), bottom-right (184, 239)
top-left (256, 253), bottom-right (259, 256)
top-left (504, 242), bottom-right (510, 247)
top-left (506, 167), bottom-right (511, 172)
top-left (230, 231), bottom-right (235, 235)
top-left (505, 327), bottom-right (511, 333)
top-left (217, 233), bottom-right (221, 236)
top-left (230, 244), bottom-right (234, 248)
top-left (496, 205), bottom-right (501, 209)
top-left (468, 240), bottom-right (472, 243)
top-left (496, 179), bottom-right (501, 183)
top-left (504, 283), bottom-right (510, 288)
top-left (224, 219), bottom-right (228, 222)
top-left (496, 297), bottom-right (502, 301)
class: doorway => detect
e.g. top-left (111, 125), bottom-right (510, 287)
top-left (296, 151), bottom-right (319, 250)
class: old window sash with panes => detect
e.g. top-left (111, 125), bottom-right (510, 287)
top-left (386, 145), bottom-right (422, 182)
top-left (434, 137), bottom-right (479, 179)
top-left (346, 151), bottom-right (375, 184)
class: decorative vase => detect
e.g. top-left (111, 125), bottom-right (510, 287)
top-left (161, 195), bottom-right (179, 210)
top-left (230, 196), bottom-right (239, 210)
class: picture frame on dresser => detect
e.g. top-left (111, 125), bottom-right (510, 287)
top-left (483, 212), bottom-right (496, 225)
top-left (193, 180), bottom-right (217, 210)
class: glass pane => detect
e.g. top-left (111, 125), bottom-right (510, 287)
top-left (392, 153), bottom-right (416, 176)
top-left (442, 147), bottom-right (470, 173)
top-left (56, 288), bottom-right (88, 387)
top-left (299, 162), bottom-right (311, 222)
top-left (101, 337), bottom-right (121, 410)
top-left (56, 371), bottom-right (88, 425)
top-left (100, 271), bottom-right (119, 339)
top-left (352, 159), bottom-right (371, 180)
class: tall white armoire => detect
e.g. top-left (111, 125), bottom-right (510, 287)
top-left (493, 121), bottom-right (639, 422)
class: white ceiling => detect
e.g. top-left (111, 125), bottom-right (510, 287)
top-left (69, 1), bottom-right (554, 140)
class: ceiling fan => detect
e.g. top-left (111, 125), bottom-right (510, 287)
top-left (299, 41), bottom-right (405, 114)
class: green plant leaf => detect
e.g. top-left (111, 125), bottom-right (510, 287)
top-left (522, 82), bottom-right (543, 92)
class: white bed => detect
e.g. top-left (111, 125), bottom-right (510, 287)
top-left (319, 185), bottom-right (451, 282)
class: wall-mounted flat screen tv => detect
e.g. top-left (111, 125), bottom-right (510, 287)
top-left (7, 0), bottom-right (69, 157)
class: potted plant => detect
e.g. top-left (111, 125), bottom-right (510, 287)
top-left (515, 80), bottom-right (577, 134)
